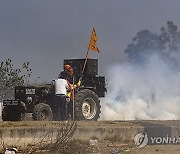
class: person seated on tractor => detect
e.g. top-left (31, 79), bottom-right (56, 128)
top-left (64, 64), bottom-right (81, 88)
top-left (55, 72), bottom-right (70, 120)
top-left (64, 64), bottom-right (74, 84)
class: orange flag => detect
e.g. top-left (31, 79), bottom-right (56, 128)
top-left (88, 28), bottom-right (100, 52)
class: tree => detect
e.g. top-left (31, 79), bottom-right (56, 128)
top-left (125, 30), bottom-right (161, 63)
top-left (125, 21), bottom-right (180, 64)
top-left (0, 59), bottom-right (32, 100)
top-left (160, 21), bottom-right (180, 55)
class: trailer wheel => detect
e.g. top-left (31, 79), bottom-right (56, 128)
top-left (2, 106), bottom-right (12, 121)
top-left (2, 106), bottom-right (25, 121)
top-left (74, 89), bottom-right (101, 121)
top-left (33, 103), bottom-right (53, 121)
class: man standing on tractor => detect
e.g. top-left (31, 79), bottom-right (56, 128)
top-left (55, 72), bottom-right (69, 120)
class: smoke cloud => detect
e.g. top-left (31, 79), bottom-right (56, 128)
top-left (100, 52), bottom-right (180, 120)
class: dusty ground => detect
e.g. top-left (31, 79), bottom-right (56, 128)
top-left (0, 118), bottom-right (180, 154)
top-left (0, 119), bottom-right (180, 127)
top-left (34, 140), bottom-right (180, 154)
top-left (1, 141), bottom-right (180, 154)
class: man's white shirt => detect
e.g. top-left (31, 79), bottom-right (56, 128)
top-left (55, 79), bottom-right (68, 95)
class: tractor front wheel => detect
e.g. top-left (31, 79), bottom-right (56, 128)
top-left (33, 103), bottom-right (53, 121)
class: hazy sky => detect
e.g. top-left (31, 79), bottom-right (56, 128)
top-left (1, 0), bottom-right (180, 82)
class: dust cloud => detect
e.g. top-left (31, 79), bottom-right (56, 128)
top-left (100, 53), bottom-right (180, 120)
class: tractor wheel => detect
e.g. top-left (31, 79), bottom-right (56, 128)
top-left (74, 89), bottom-right (101, 121)
top-left (2, 106), bottom-right (25, 121)
top-left (33, 103), bottom-right (53, 121)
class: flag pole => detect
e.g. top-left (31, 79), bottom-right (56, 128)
top-left (82, 48), bottom-right (89, 75)
top-left (72, 76), bottom-right (75, 121)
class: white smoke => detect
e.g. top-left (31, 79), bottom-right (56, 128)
top-left (100, 53), bottom-right (180, 120)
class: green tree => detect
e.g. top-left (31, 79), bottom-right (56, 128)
top-left (0, 59), bottom-right (32, 100)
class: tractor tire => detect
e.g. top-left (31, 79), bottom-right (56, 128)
top-left (33, 103), bottom-right (53, 121)
top-left (2, 106), bottom-right (25, 121)
top-left (74, 89), bottom-right (101, 121)
top-left (2, 106), bottom-right (12, 121)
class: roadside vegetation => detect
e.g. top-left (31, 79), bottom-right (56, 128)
top-left (0, 59), bottom-right (32, 100)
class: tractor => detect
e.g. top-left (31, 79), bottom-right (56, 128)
top-left (2, 58), bottom-right (106, 121)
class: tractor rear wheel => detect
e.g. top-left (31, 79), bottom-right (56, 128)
top-left (32, 103), bottom-right (53, 121)
top-left (74, 89), bottom-right (101, 121)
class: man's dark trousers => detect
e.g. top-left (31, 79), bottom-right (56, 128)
top-left (55, 94), bottom-right (67, 120)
